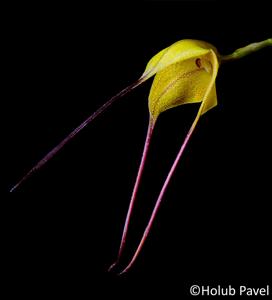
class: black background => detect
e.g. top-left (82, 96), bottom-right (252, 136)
top-left (3, 0), bottom-right (271, 297)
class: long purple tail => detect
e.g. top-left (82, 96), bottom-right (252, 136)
top-left (108, 119), bottom-right (155, 271)
top-left (118, 103), bottom-right (203, 275)
top-left (10, 78), bottom-right (143, 193)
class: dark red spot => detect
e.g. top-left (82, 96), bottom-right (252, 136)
top-left (195, 58), bottom-right (201, 68)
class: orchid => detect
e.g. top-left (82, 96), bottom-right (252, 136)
top-left (10, 38), bottom-right (271, 274)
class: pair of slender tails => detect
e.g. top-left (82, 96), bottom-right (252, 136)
top-left (10, 39), bottom-right (271, 274)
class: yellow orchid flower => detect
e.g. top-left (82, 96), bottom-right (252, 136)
top-left (109, 40), bottom-right (220, 274)
top-left (10, 38), bottom-right (271, 274)
top-left (146, 40), bottom-right (219, 120)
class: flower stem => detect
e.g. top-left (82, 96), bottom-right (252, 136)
top-left (221, 38), bottom-right (272, 62)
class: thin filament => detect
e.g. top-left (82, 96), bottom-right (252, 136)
top-left (10, 78), bottom-right (143, 193)
top-left (108, 118), bottom-right (155, 271)
top-left (119, 105), bottom-right (203, 275)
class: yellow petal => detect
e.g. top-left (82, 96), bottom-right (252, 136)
top-left (200, 50), bottom-right (219, 115)
top-left (142, 39), bottom-right (218, 81)
top-left (148, 49), bottom-right (219, 120)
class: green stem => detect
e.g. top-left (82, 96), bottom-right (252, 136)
top-left (221, 38), bottom-right (272, 62)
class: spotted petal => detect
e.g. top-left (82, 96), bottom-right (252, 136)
top-left (148, 49), bottom-right (219, 120)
